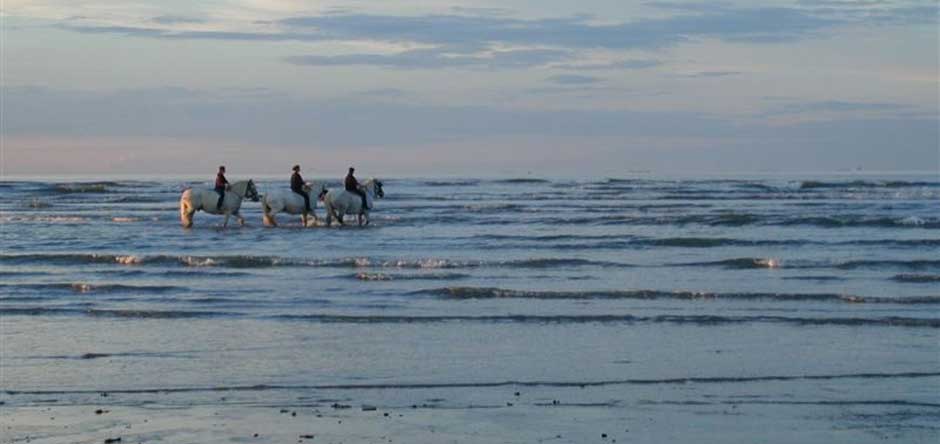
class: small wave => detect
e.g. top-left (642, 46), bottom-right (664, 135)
top-left (678, 258), bottom-right (782, 269)
top-left (0, 270), bottom-right (51, 277)
top-left (781, 276), bottom-right (846, 282)
top-left (273, 313), bottom-right (940, 327)
top-left (892, 274), bottom-right (940, 283)
top-left (354, 272), bottom-right (470, 281)
top-left (463, 203), bottom-right (527, 213)
top-left (837, 259), bottom-right (940, 270)
top-left (105, 195), bottom-right (166, 203)
top-left (0, 282), bottom-right (182, 294)
top-left (602, 178), bottom-right (646, 184)
top-left (0, 215), bottom-right (90, 224)
top-left (85, 309), bottom-right (230, 318)
top-left (648, 237), bottom-right (762, 248)
top-left (679, 257), bottom-right (940, 271)
top-left (418, 287), bottom-right (940, 304)
top-left (52, 182), bottom-right (121, 193)
top-left (0, 307), bottom-right (232, 318)
top-left (9, 305), bottom-right (934, 326)
top-left (505, 258), bottom-right (628, 268)
top-left (0, 253), bottom-right (289, 268)
top-left (6, 371), bottom-right (938, 396)
top-left (800, 180), bottom-right (940, 190)
top-left (5, 253), bottom-right (934, 272)
top-left (111, 217), bottom-right (143, 223)
top-left (492, 178), bottom-right (551, 184)
top-left (537, 213), bottom-right (940, 229)
top-left (25, 199), bottom-right (52, 209)
top-left (780, 216), bottom-right (940, 229)
top-left (422, 180), bottom-right (480, 187)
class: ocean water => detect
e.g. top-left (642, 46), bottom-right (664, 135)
top-left (1, 174), bottom-right (938, 442)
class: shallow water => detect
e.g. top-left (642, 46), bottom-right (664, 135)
top-left (1, 174), bottom-right (938, 441)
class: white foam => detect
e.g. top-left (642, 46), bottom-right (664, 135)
top-left (70, 283), bottom-right (95, 293)
top-left (899, 216), bottom-right (926, 226)
top-left (115, 255), bottom-right (143, 265)
top-left (182, 256), bottom-right (217, 267)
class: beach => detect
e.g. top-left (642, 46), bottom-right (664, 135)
top-left (1, 175), bottom-right (938, 443)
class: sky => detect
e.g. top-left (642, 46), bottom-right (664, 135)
top-left (1, 0), bottom-right (938, 176)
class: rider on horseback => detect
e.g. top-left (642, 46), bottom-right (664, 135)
top-left (215, 165), bottom-right (229, 210)
top-left (291, 165), bottom-right (312, 213)
top-left (345, 167), bottom-right (369, 212)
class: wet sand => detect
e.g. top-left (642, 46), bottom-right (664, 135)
top-left (5, 381), bottom-right (939, 444)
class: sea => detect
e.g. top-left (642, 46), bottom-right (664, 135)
top-left (1, 173), bottom-right (938, 442)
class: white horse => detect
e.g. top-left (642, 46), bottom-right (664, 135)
top-left (261, 182), bottom-right (328, 227)
top-left (179, 180), bottom-right (259, 228)
top-left (323, 179), bottom-right (385, 226)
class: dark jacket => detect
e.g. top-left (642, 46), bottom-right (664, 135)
top-left (215, 173), bottom-right (229, 190)
top-left (345, 174), bottom-right (359, 192)
top-left (291, 172), bottom-right (304, 192)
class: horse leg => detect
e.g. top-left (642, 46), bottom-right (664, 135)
top-left (328, 203), bottom-right (344, 226)
top-left (222, 212), bottom-right (230, 228)
top-left (236, 211), bottom-right (246, 227)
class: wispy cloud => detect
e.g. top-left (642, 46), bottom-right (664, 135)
top-left (53, 4), bottom-right (936, 71)
top-left (151, 15), bottom-right (206, 25)
top-left (554, 59), bottom-right (663, 70)
top-left (284, 48), bottom-right (572, 69)
top-left (766, 99), bottom-right (913, 115)
top-left (57, 7), bottom-right (847, 50)
top-left (680, 71), bottom-right (743, 78)
top-left (275, 9), bottom-right (839, 48)
top-left (546, 74), bottom-right (603, 85)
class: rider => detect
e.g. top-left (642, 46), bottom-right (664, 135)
top-left (291, 164), bottom-right (311, 213)
top-left (345, 167), bottom-right (369, 211)
top-left (214, 165), bottom-right (229, 210)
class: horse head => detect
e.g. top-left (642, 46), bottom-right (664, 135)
top-left (366, 178), bottom-right (385, 199)
top-left (374, 180), bottom-right (385, 198)
top-left (246, 180), bottom-right (260, 202)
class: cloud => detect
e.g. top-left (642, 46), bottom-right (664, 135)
top-left (766, 100), bottom-right (913, 115)
top-left (275, 9), bottom-right (842, 48)
top-left (449, 6), bottom-right (514, 17)
top-left (546, 74), bottom-right (603, 85)
top-left (554, 59), bottom-right (663, 70)
top-left (285, 47), bottom-right (573, 69)
top-left (151, 15), bottom-right (206, 25)
top-left (795, 0), bottom-right (889, 6)
top-left (53, 4), bottom-right (937, 71)
top-left (57, 6), bottom-right (862, 49)
top-left (681, 71), bottom-right (743, 78)
top-left (643, 1), bottom-right (735, 12)
top-left (795, 1), bottom-right (939, 25)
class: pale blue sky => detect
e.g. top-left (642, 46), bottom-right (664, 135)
top-left (2, 0), bottom-right (937, 175)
